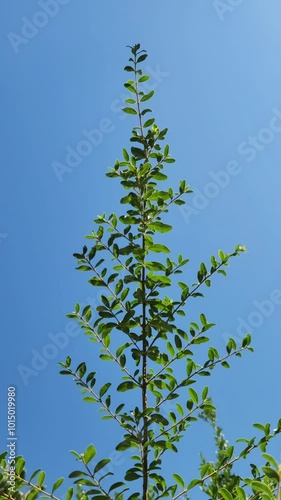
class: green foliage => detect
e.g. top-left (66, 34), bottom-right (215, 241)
top-left (199, 405), bottom-right (281, 500)
top-left (1, 44), bottom-right (280, 499)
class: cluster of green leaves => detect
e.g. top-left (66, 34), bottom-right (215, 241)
top-left (0, 452), bottom-right (89, 500)
top-left (198, 405), bottom-right (281, 500)
top-left (1, 44), bottom-right (280, 500)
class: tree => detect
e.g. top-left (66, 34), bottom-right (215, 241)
top-left (1, 43), bottom-right (281, 500)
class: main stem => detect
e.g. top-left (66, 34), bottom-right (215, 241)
top-left (134, 55), bottom-right (149, 500)
top-left (141, 228), bottom-right (148, 500)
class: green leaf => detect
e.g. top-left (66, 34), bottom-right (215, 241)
top-left (88, 247), bottom-right (96, 260)
top-left (202, 386), bottom-right (208, 400)
top-left (131, 147), bottom-right (145, 158)
top-left (37, 471), bottom-right (46, 488)
top-left (187, 478), bottom-right (202, 490)
top-left (76, 362), bottom-right (86, 378)
top-left (94, 458), bottom-right (111, 474)
top-left (167, 341), bottom-right (175, 357)
top-left (137, 53), bottom-right (148, 63)
top-left (188, 388), bottom-right (198, 404)
top-left (191, 336), bottom-right (209, 344)
top-left (148, 274), bottom-right (171, 285)
top-left (175, 335), bottom-right (182, 349)
top-left (149, 244), bottom-right (170, 254)
top-left (148, 222), bottom-right (172, 233)
top-left (235, 486), bottom-right (246, 500)
top-left (84, 444), bottom-right (96, 464)
top-left (153, 172), bottom-right (168, 181)
top-left (122, 107), bottom-right (138, 115)
top-left (83, 396), bottom-right (98, 403)
top-left (100, 354), bottom-right (113, 361)
top-left (109, 481), bottom-right (126, 493)
top-left (115, 403), bottom-right (125, 414)
top-left (139, 75), bottom-right (150, 82)
top-left (253, 423), bottom-right (265, 432)
top-left (143, 118), bottom-right (155, 128)
top-left (251, 481), bottom-right (274, 495)
top-left (117, 381), bottom-right (139, 392)
top-left (76, 265), bottom-right (92, 271)
top-left (68, 470), bottom-right (88, 478)
top-left (219, 488), bottom-right (234, 500)
top-left (262, 466), bottom-right (280, 481)
top-left (173, 473), bottom-right (185, 488)
top-left (262, 453), bottom-right (279, 469)
top-left (85, 308), bottom-right (92, 322)
top-left (66, 487), bottom-right (74, 500)
top-left (124, 83), bottom-right (137, 94)
top-left (200, 313), bottom-right (207, 326)
top-left (29, 468), bottom-right (42, 482)
top-left (218, 249), bottom-right (225, 260)
top-left (25, 492), bottom-right (38, 500)
top-left (141, 108), bottom-right (152, 115)
top-left (15, 457), bottom-right (25, 476)
top-left (116, 440), bottom-right (137, 451)
top-left (123, 149), bottom-right (130, 161)
top-left (99, 383), bottom-right (111, 398)
top-left (242, 333), bottom-right (251, 347)
top-left (82, 304), bottom-right (91, 317)
top-left (141, 90), bottom-right (154, 102)
top-left (221, 361), bottom-right (230, 368)
top-left (52, 477), bottom-right (64, 494)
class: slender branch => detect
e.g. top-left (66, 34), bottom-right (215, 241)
top-left (105, 219), bottom-right (139, 246)
top-left (67, 368), bottom-right (136, 436)
top-left (82, 460), bottom-right (113, 499)
top-left (147, 258), bottom-right (234, 345)
top-left (172, 444), bottom-right (257, 500)
top-left (78, 317), bottom-right (141, 381)
top-left (171, 260), bottom-right (228, 318)
top-left (87, 239), bottom-right (144, 351)
top-left (154, 401), bottom-right (205, 441)
top-left (88, 240), bottom-right (140, 283)
top-left (156, 347), bottom-right (246, 409)
top-left (78, 254), bottom-right (143, 353)
top-left (85, 257), bottom-right (128, 312)
top-left (0, 467), bottom-right (60, 500)
top-left (148, 192), bottom-right (188, 224)
top-left (149, 327), bottom-right (204, 382)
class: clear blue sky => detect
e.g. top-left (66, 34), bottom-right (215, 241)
top-left (1, 0), bottom-right (281, 497)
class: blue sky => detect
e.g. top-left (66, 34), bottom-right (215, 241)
top-left (1, 0), bottom-right (281, 497)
